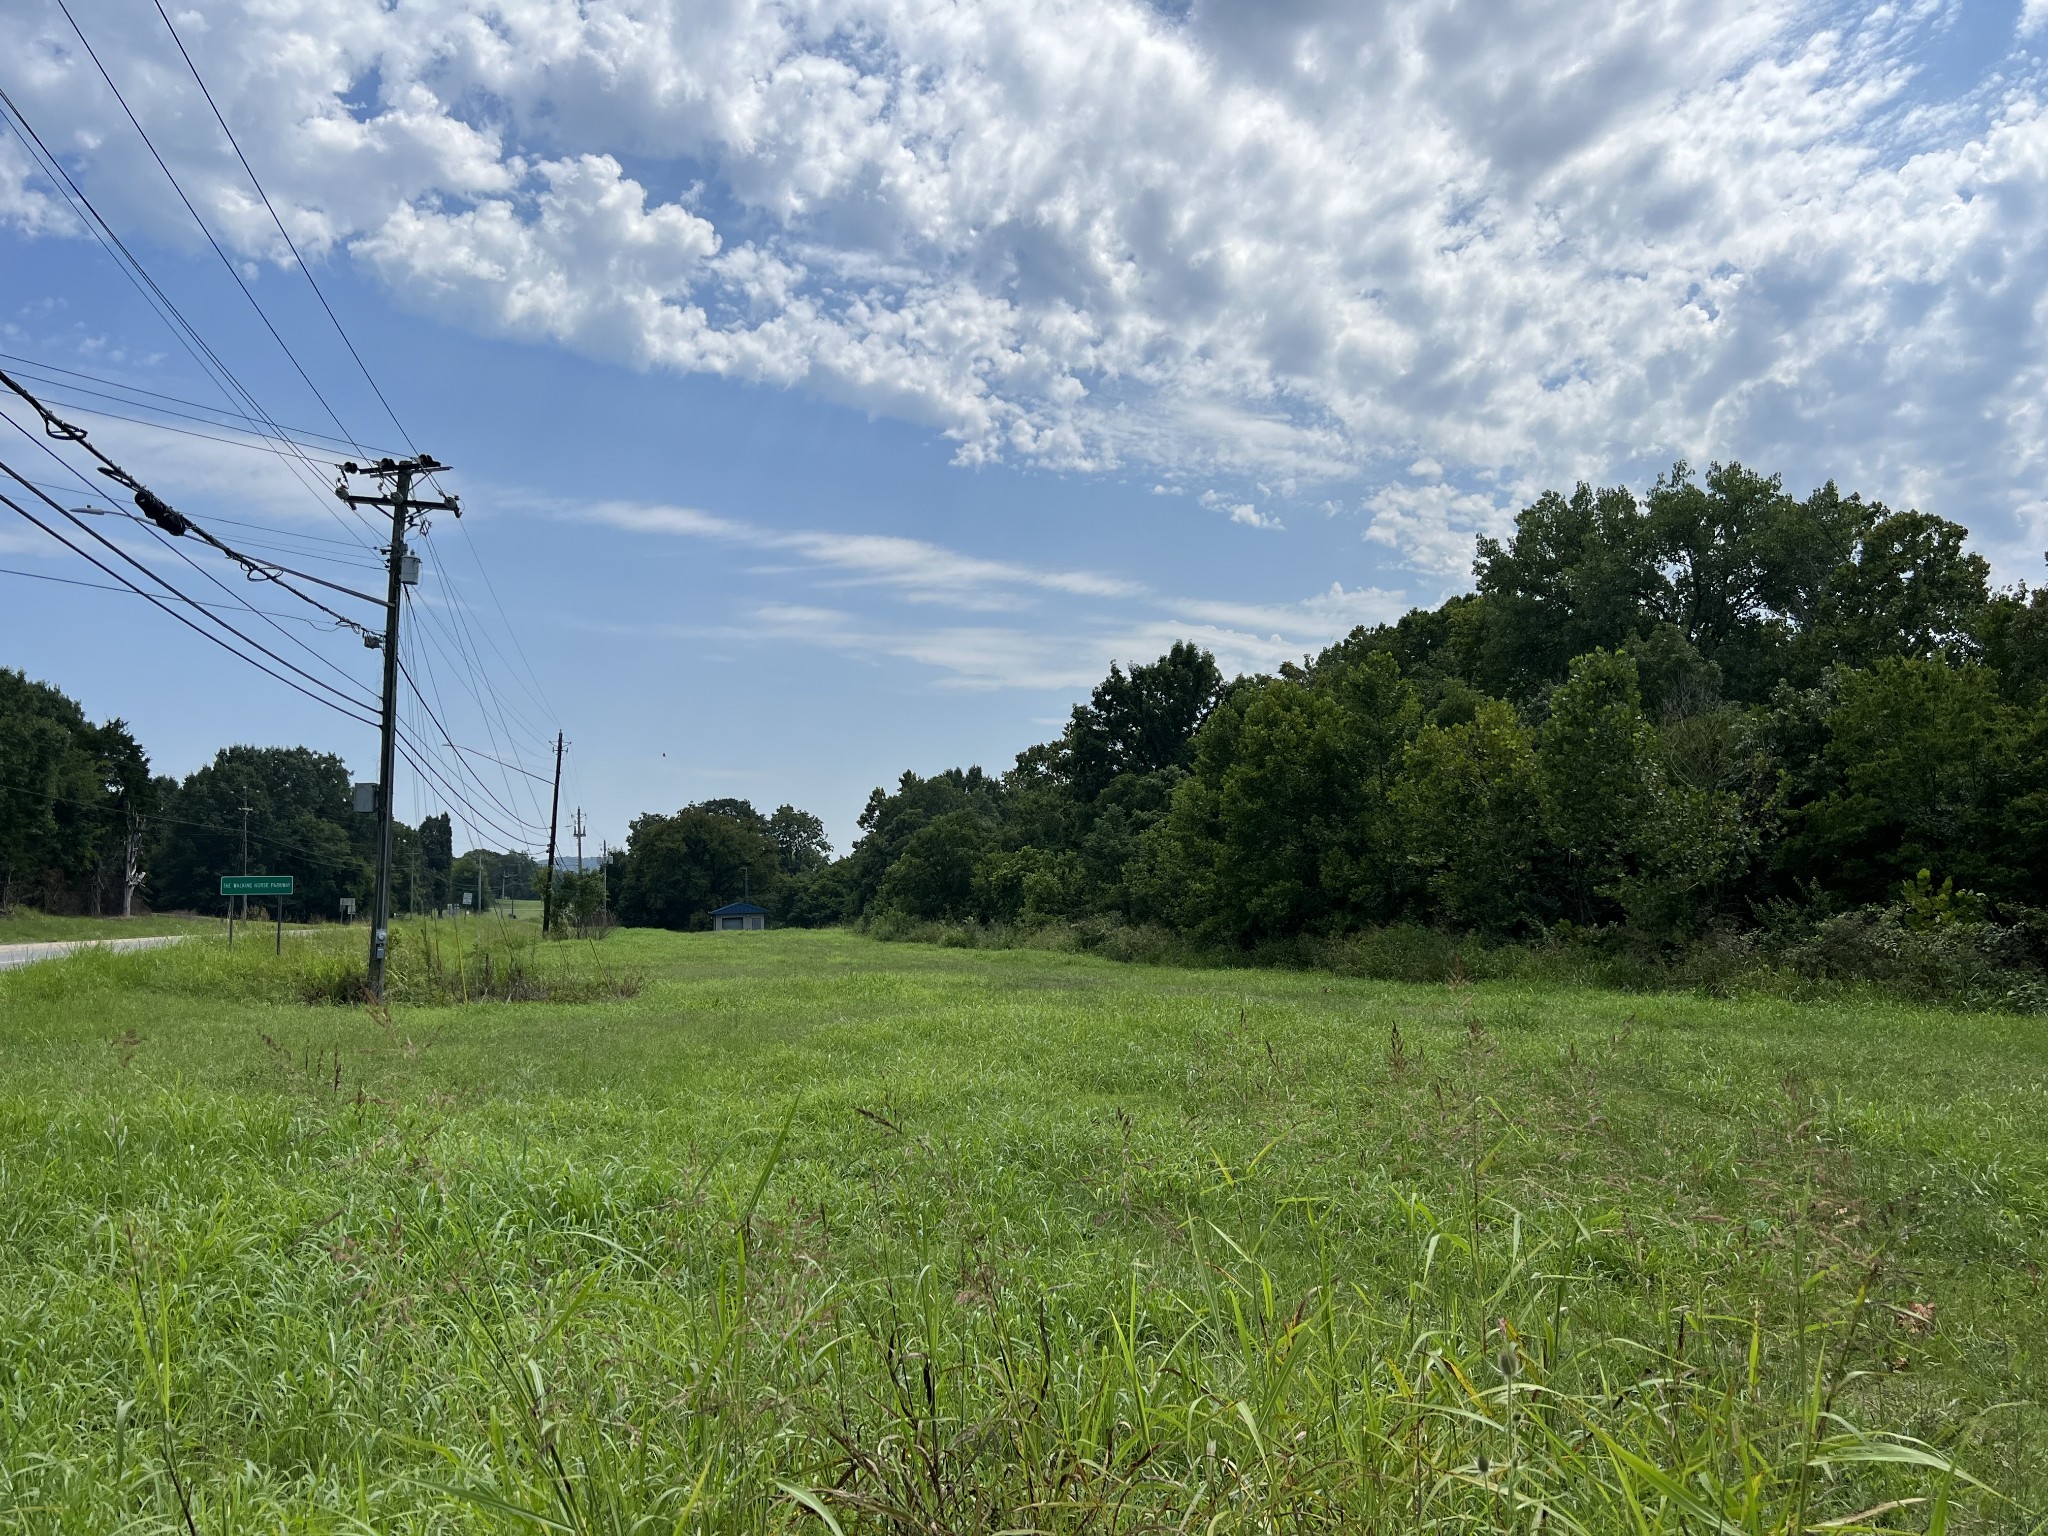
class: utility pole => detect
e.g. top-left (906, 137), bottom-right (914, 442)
top-left (599, 839), bottom-right (609, 927)
top-left (541, 732), bottom-right (565, 935)
top-left (476, 847), bottom-right (485, 917)
top-left (571, 808), bottom-right (586, 875)
top-left (336, 455), bottom-right (458, 1000)
top-left (238, 800), bottom-right (251, 924)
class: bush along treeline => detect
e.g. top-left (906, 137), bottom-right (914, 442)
top-left (758, 462), bottom-right (2048, 1008)
top-left (1, 668), bottom-right (543, 921)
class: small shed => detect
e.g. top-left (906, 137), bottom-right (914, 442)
top-left (710, 900), bottom-right (768, 932)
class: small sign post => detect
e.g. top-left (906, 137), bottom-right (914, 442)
top-left (221, 876), bottom-right (294, 955)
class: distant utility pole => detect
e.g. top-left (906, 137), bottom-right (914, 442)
top-left (336, 454), bottom-right (458, 1000)
top-left (238, 800), bottom-right (251, 923)
top-left (571, 808), bottom-right (586, 874)
top-left (475, 847), bottom-right (485, 917)
top-left (541, 732), bottom-right (565, 935)
top-left (599, 839), bottom-right (609, 926)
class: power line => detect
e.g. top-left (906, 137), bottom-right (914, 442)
top-left (6, 414), bottom-right (530, 856)
top-left (0, 562), bottom-right (351, 623)
top-left (0, 476), bottom-right (378, 730)
top-left (9, 475), bottom-right (383, 569)
top-left (405, 581), bottom-right (555, 754)
top-left (9, 375), bottom-right (381, 461)
top-left (0, 377), bottom-right (382, 630)
top-left (397, 646), bottom-right (547, 834)
top-left (0, 774), bottom-right (375, 876)
top-left (0, 86), bottom-right (379, 549)
top-left (79, 7), bottom-right (561, 770)
top-left (54, 0), bottom-right (367, 459)
top-left (0, 352), bottom-right (398, 457)
top-left (151, 0), bottom-right (418, 461)
top-left (0, 427), bottom-right (381, 721)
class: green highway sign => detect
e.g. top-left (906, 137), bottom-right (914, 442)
top-left (221, 875), bottom-right (294, 896)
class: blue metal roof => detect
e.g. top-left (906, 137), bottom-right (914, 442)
top-left (710, 901), bottom-right (768, 915)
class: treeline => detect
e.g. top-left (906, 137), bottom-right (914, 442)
top-left (750, 463), bottom-right (2048, 980)
top-left (1, 669), bottom-right (542, 919)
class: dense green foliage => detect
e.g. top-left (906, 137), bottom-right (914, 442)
top-left (614, 798), bottom-right (832, 930)
top-left (0, 928), bottom-right (2040, 1526)
top-left (0, 691), bottom-right (543, 921)
top-left (780, 464), bottom-right (2048, 991)
top-left (0, 668), bottom-right (153, 914)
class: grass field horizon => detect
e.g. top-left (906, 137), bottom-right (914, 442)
top-left (2, 924), bottom-right (2043, 1530)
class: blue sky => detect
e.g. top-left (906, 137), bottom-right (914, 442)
top-left (3, 0), bottom-right (2046, 856)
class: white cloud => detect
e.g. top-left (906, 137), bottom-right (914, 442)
top-left (5, 0), bottom-right (2047, 557)
top-left (735, 604), bottom-right (1363, 691)
top-left (585, 496), bottom-right (1397, 685)
top-left (1363, 481), bottom-right (1519, 580)
top-left (1199, 487), bottom-right (1283, 530)
top-left (584, 498), bottom-right (1142, 604)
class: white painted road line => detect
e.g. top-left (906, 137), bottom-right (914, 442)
top-left (0, 935), bottom-right (192, 971)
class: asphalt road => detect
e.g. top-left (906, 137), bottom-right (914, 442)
top-left (0, 934), bottom-right (191, 971)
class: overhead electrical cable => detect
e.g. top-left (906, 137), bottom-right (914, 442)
top-left (405, 580), bottom-right (553, 833)
top-left (0, 425), bottom-right (381, 720)
top-left (157, 15), bottom-right (561, 748)
top-left (54, 0), bottom-right (369, 459)
top-left (0, 563), bottom-right (351, 623)
top-left (397, 639), bottom-right (548, 834)
top-left (11, 374), bottom-right (386, 459)
top-left (151, 0), bottom-right (418, 466)
top-left (0, 478), bottom-right (378, 729)
top-left (0, 87), bottom-right (379, 547)
top-left (407, 573), bottom-right (555, 761)
top-left (0, 351), bottom-right (400, 457)
top-left (6, 416), bottom-right (496, 830)
top-left (0, 375), bottom-right (383, 628)
top-left (0, 774), bottom-right (384, 875)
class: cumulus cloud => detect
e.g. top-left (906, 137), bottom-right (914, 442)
top-left (5, 0), bottom-right (2047, 561)
top-left (1363, 480), bottom-right (1520, 578)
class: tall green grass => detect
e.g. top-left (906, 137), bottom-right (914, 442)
top-left (0, 928), bottom-right (2040, 1531)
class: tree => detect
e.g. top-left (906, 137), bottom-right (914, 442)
top-left (767, 805), bottom-right (831, 874)
top-left (1630, 462), bottom-right (1794, 667)
top-left (840, 767), bottom-right (1002, 916)
top-left (1788, 504), bottom-right (1989, 680)
top-left (0, 670), bottom-right (127, 911)
top-left (1783, 659), bottom-right (2020, 903)
top-left (615, 803), bottom-right (779, 929)
top-left (1064, 642), bottom-right (1224, 797)
top-left (151, 746), bottom-right (369, 918)
top-left (1473, 483), bottom-right (1660, 698)
top-left (419, 813), bottom-right (453, 912)
top-left (1395, 698), bottom-right (1548, 934)
top-left (873, 808), bottom-right (995, 919)
top-left (1158, 652), bottom-right (1418, 943)
top-left (1537, 649), bottom-right (1658, 922)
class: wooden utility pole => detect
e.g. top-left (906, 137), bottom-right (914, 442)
top-left (336, 455), bottom-right (457, 1000)
top-left (541, 732), bottom-right (564, 934)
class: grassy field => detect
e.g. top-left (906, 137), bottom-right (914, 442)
top-left (0, 924), bottom-right (2043, 1532)
top-left (0, 910), bottom-right (218, 945)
